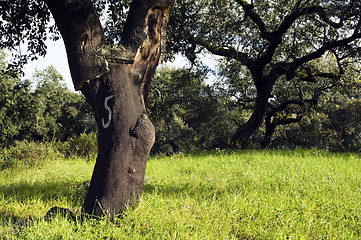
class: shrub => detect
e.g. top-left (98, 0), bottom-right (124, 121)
top-left (0, 140), bottom-right (63, 170)
top-left (63, 132), bottom-right (98, 160)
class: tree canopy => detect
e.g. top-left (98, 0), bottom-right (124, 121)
top-left (167, 0), bottom-right (361, 147)
top-left (0, 0), bottom-right (134, 66)
top-left (0, 52), bottom-right (95, 146)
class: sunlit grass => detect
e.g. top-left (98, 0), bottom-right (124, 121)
top-left (0, 157), bottom-right (94, 221)
top-left (1, 149), bottom-right (361, 239)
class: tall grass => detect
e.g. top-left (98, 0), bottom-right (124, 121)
top-left (1, 148), bottom-right (361, 239)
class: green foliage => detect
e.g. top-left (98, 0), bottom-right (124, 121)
top-left (0, 52), bottom-right (35, 145)
top-left (0, 0), bottom-right (132, 66)
top-left (0, 140), bottom-right (63, 170)
top-left (148, 67), bottom-right (244, 154)
top-left (0, 0), bottom-right (52, 65)
top-left (61, 132), bottom-right (98, 160)
top-left (1, 149), bottom-right (361, 238)
top-left (29, 66), bottom-right (96, 142)
top-left (0, 133), bottom-right (97, 170)
top-left (271, 95), bottom-right (361, 151)
top-left (149, 64), bottom-right (361, 152)
top-left (0, 58), bottom-right (96, 147)
top-left (166, 0), bottom-right (361, 148)
top-left (262, 62), bottom-right (361, 151)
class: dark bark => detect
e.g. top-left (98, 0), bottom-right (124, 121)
top-left (261, 117), bottom-right (276, 149)
top-left (168, 139), bottom-right (179, 153)
top-left (260, 98), bottom-right (317, 149)
top-left (44, 0), bottom-right (175, 218)
top-left (261, 113), bottom-right (302, 149)
top-left (261, 114), bottom-right (303, 149)
top-left (165, 119), bottom-right (180, 153)
top-left (231, 61), bottom-right (278, 148)
top-left (80, 63), bottom-right (156, 217)
top-left (232, 81), bottom-right (272, 148)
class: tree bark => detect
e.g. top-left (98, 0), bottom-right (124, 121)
top-left (232, 77), bottom-right (273, 148)
top-left (80, 63), bottom-right (157, 217)
top-left (261, 116), bottom-right (276, 149)
top-left (45, 0), bottom-right (175, 218)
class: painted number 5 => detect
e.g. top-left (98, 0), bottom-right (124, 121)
top-left (102, 95), bottom-right (114, 129)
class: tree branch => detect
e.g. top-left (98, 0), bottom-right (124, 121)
top-left (235, 1), bottom-right (358, 69)
top-left (236, 0), bottom-right (353, 41)
top-left (269, 98), bottom-right (316, 127)
top-left (182, 31), bottom-right (252, 66)
top-left (293, 31), bottom-right (361, 68)
top-left (121, 0), bottom-right (175, 51)
top-left (234, 0), bottom-right (271, 40)
top-left (294, 70), bottom-right (341, 82)
top-left (277, 115), bottom-right (303, 126)
top-left (44, 0), bottom-right (108, 90)
top-left (45, 0), bottom-right (175, 91)
top-left (121, 0), bottom-right (176, 107)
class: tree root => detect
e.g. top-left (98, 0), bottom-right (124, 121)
top-left (44, 206), bottom-right (78, 222)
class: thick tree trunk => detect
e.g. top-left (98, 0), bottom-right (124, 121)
top-left (80, 63), bottom-right (156, 217)
top-left (45, 0), bottom-right (175, 218)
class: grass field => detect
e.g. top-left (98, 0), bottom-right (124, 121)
top-left (1, 149), bottom-right (361, 239)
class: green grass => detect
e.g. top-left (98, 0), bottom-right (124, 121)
top-left (1, 149), bottom-right (361, 239)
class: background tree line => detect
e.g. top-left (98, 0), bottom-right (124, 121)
top-left (1, 0), bottom-right (361, 156)
top-left (165, 0), bottom-right (361, 149)
top-left (2, 48), bottom-right (361, 154)
top-left (149, 63), bottom-right (361, 154)
top-left (0, 52), bottom-right (96, 147)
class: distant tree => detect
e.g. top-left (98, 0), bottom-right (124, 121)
top-left (167, 0), bottom-right (361, 148)
top-left (261, 53), bottom-right (344, 148)
top-left (31, 66), bottom-right (96, 141)
top-left (218, 51), bottom-right (355, 149)
top-left (31, 66), bottom-right (69, 141)
top-left (260, 61), bottom-right (361, 150)
top-left (149, 67), bottom-right (244, 154)
top-left (0, 58), bottom-right (95, 146)
top-left (148, 68), bottom-right (206, 154)
top-left (312, 63), bottom-right (361, 150)
top-left (149, 67), bottom-right (214, 153)
top-left (0, 51), bottom-right (34, 145)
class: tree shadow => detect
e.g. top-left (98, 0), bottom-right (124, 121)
top-left (0, 180), bottom-right (83, 203)
top-left (142, 180), bottom-right (236, 200)
top-left (0, 179), bottom-right (88, 223)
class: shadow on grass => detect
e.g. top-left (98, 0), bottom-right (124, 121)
top-left (142, 180), bottom-right (241, 200)
top-left (0, 180), bottom-right (85, 203)
top-left (0, 180), bottom-right (87, 226)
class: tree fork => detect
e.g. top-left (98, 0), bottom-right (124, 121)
top-left (232, 92), bottom-right (270, 148)
top-left (44, 0), bottom-right (176, 218)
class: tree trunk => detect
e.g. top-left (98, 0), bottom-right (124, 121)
top-left (166, 119), bottom-right (179, 153)
top-left (232, 79), bottom-right (272, 148)
top-left (79, 63), bottom-right (156, 217)
top-left (45, 0), bottom-right (175, 218)
top-left (261, 116), bottom-right (276, 149)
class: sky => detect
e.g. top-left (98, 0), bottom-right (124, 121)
top-left (22, 39), bottom-right (73, 90)
top-left (22, 39), bottom-right (219, 91)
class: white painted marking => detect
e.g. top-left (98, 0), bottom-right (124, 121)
top-left (102, 95), bottom-right (115, 129)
